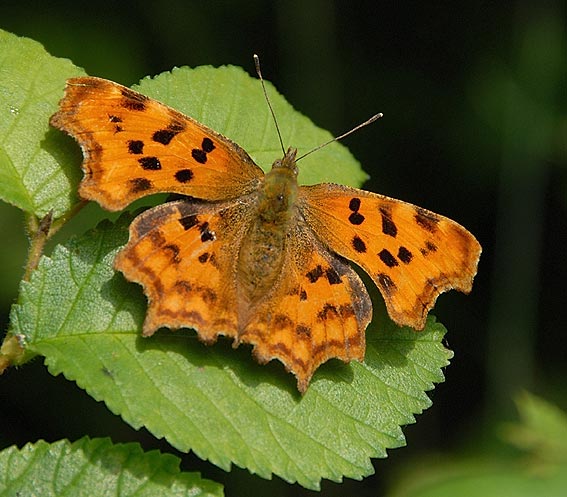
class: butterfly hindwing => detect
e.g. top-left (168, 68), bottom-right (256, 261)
top-left (237, 225), bottom-right (371, 392)
top-left (114, 198), bottom-right (253, 341)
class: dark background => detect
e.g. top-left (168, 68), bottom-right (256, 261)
top-left (1, 1), bottom-right (565, 495)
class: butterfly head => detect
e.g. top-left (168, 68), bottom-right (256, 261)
top-left (271, 147), bottom-right (298, 177)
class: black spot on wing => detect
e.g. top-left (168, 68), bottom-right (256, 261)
top-left (352, 235), bottom-right (367, 253)
top-left (325, 267), bottom-right (342, 285)
top-left (179, 215), bottom-right (199, 231)
top-left (199, 222), bottom-right (215, 242)
top-left (175, 169), bottom-right (194, 183)
top-left (377, 272), bottom-right (397, 296)
top-left (349, 212), bottom-right (364, 225)
top-left (139, 156), bottom-right (161, 170)
top-left (192, 149), bottom-right (207, 164)
top-left (120, 88), bottom-right (148, 111)
top-left (107, 115), bottom-right (123, 132)
top-left (128, 140), bottom-right (144, 154)
top-left (398, 246), bottom-right (413, 264)
top-left (191, 137), bottom-right (216, 164)
top-left (306, 265), bottom-right (324, 283)
top-left (153, 120), bottom-right (185, 145)
top-left (129, 177), bottom-right (152, 193)
top-left (420, 241), bottom-right (438, 255)
top-left (348, 197), bottom-right (365, 225)
top-left (201, 231), bottom-right (215, 243)
top-left (153, 129), bottom-right (176, 145)
top-left (379, 248), bottom-right (399, 268)
top-left (415, 208), bottom-right (440, 233)
top-left (380, 206), bottom-right (397, 237)
top-left (349, 198), bottom-right (361, 211)
top-left (202, 137), bottom-right (215, 153)
top-left (426, 241), bottom-right (438, 252)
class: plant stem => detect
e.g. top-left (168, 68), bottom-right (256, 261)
top-left (23, 211), bottom-right (52, 282)
top-left (22, 200), bottom-right (87, 282)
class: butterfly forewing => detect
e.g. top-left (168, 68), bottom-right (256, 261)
top-left (50, 77), bottom-right (264, 211)
top-left (299, 183), bottom-right (481, 330)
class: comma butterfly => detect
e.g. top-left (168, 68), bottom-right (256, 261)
top-left (50, 63), bottom-right (481, 393)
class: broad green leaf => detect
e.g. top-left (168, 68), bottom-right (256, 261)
top-left (0, 29), bottom-right (85, 217)
top-left (132, 66), bottom-right (368, 186)
top-left (0, 437), bottom-right (222, 497)
top-left (9, 216), bottom-right (452, 489)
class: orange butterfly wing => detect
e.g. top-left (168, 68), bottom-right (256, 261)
top-left (114, 199), bottom-right (247, 342)
top-left (299, 184), bottom-right (481, 330)
top-left (50, 77), bottom-right (264, 210)
top-left (238, 227), bottom-right (371, 393)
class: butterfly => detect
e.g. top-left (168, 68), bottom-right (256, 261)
top-left (49, 70), bottom-right (481, 393)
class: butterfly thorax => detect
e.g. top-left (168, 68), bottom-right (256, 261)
top-left (236, 148), bottom-right (299, 305)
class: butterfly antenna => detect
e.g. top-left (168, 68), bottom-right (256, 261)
top-left (296, 112), bottom-right (383, 162)
top-left (254, 54), bottom-right (286, 155)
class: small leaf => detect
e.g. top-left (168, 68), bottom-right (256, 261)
top-left (10, 216), bottom-right (452, 489)
top-left (387, 395), bottom-right (567, 497)
top-left (0, 437), bottom-right (222, 497)
top-left (503, 392), bottom-right (567, 467)
top-left (0, 29), bottom-right (85, 217)
top-left (388, 460), bottom-right (567, 497)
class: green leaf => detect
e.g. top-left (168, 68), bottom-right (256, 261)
top-left (10, 216), bottom-right (452, 490)
top-left (0, 29), bottom-right (85, 217)
top-left (132, 66), bottom-right (368, 187)
top-left (0, 437), bottom-right (222, 497)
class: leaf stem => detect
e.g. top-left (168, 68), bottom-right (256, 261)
top-left (23, 211), bottom-right (52, 282)
top-left (22, 200), bottom-right (87, 282)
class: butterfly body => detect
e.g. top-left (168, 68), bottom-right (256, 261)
top-left (50, 75), bottom-right (481, 393)
top-left (237, 147), bottom-right (299, 306)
